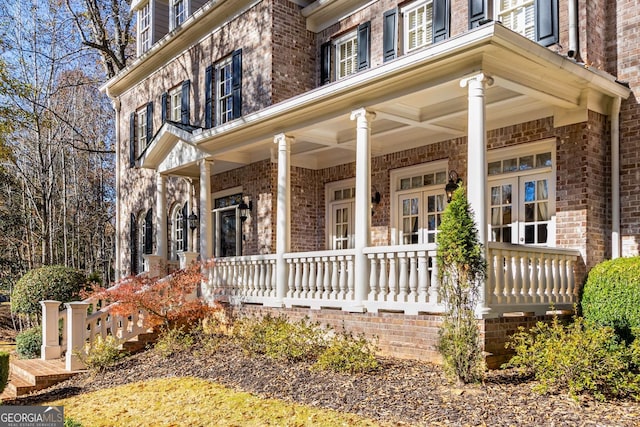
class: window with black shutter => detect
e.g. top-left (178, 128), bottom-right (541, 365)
top-left (468, 0), bottom-right (487, 29)
top-left (402, 0), bottom-right (449, 52)
top-left (214, 50), bottom-right (242, 125)
top-left (144, 208), bottom-right (153, 255)
top-left (232, 49), bottom-right (242, 120)
top-left (161, 92), bottom-right (168, 123)
top-left (182, 202), bottom-right (189, 251)
top-left (535, 0), bottom-right (558, 47)
top-left (204, 65), bottom-right (213, 128)
top-left (383, 9), bottom-right (398, 62)
top-left (129, 112), bottom-right (136, 168)
top-left (181, 80), bottom-right (190, 125)
top-left (320, 42), bottom-right (331, 85)
top-left (432, 0), bottom-right (450, 43)
top-left (496, 0), bottom-right (558, 47)
top-left (146, 102), bottom-right (153, 143)
top-left (357, 21), bottom-right (370, 71)
top-left (130, 212), bottom-right (138, 274)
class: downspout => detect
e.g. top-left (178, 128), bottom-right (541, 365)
top-left (568, 0), bottom-right (580, 61)
top-left (611, 97), bottom-right (622, 259)
top-left (112, 96), bottom-right (122, 279)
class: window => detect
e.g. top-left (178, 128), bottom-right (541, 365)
top-left (169, 86), bottom-right (181, 122)
top-left (171, 203), bottom-right (188, 260)
top-left (138, 2), bottom-right (151, 54)
top-left (391, 162), bottom-right (448, 245)
top-left (335, 32), bottom-right (358, 80)
top-left (487, 141), bottom-right (555, 246)
top-left (404, 1), bottom-right (433, 52)
top-left (211, 50), bottom-right (242, 126)
top-left (136, 107), bottom-right (147, 157)
top-left (216, 56), bottom-right (233, 125)
top-left (494, 0), bottom-right (558, 46)
top-left (326, 181), bottom-right (356, 249)
top-left (172, 0), bottom-right (186, 28)
top-left (213, 191), bottom-right (243, 257)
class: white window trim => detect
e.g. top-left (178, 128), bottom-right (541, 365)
top-left (401, 0), bottom-right (434, 54)
top-left (212, 186), bottom-right (243, 258)
top-left (136, 107), bottom-right (147, 159)
top-left (333, 30), bottom-right (358, 80)
top-left (390, 160), bottom-right (448, 245)
top-left (494, 0), bottom-right (535, 41)
top-left (487, 139), bottom-right (557, 247)
top-left (170, 202), bottom-right (186, 261)
top-left (169, 86), bottom-right (181, 122)
top-left (170, 0), bottom-right (189, 30)
top-left (137, 1), bottom-right (152, 56)
top-left (325, 178), bottom-right (356, 249)
top-left (215, 56), bottom-right (233, 126)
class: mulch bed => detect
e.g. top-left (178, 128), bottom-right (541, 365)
top-left (7, 339), bottom-right (640, 426)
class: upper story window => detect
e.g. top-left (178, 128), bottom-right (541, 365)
top-left (136, 107), bottom-right (148, 157)
top-left (205, 49), bottom-right (242, 128)
top-left (172, 0), bottom-right (186, 28)
top-left (403, 1), bottom-right (434, 52)
top-left (129, 102), bottom-right (153, 167)
top-left (497, 0), bottom-right (534, 40)
top-left (494, 0), bottom-right (558, 47)
top-left (138, 2), bottom-right (151, 54)
top-left (169, 86), bottom-right (181, 122)
top-left (335, 32), bottom-right (358, 80)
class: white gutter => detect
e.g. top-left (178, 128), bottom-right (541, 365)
top-left (112, 98), bottom-right (122, 280)
top-left (568, 0), bottom-right (579, 60)
top-left (611, 96), bottom-right (622, 258)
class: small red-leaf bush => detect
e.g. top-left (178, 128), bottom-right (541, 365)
top-left (84, 262), bottom-right (220, 329)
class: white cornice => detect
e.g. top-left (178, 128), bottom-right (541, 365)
top-left (302, 0), bottom-right (375, 32)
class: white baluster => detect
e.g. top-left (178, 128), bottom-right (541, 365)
top-left (323, 258), bottom-right (331, 299)
top-left (378, 255), bottom-right (388, 301)
top-left (417, 251), bottom-right (428, 302)
top-left (347, 256), bottom-right (355, 300)
top-left (408, 252), bottom-right (417, 301)
top-left (253, 261), bottom-right (260, 297)
top-left (309, 258), bottom-right (317, 298)
top-left (538, 254), bottom-right (547, 303)
top-left (368, 255), bottom-right (378, 301)
top-left (512, 253), bottom-right (523, 304)
top-left (388, 255), bottom-right (397, 301)
top-left (545, 257), bottom-right (553, 301)
top-left (287, 259), bottom-right (295, 298)
top-left (558, 257), bottom-right (567, 303)
top-left (330, 256), bottom-right (338, 299)
top-left (338, 257), bottom-right (347, 300)
top-left (258, 261), bottom-right (266, 297)
top-left (294, 259), bottom-right (302, 298)
top-left (530, 255), bottom-right (540, 303)
top-left (398, 253), bottom-right (408, 301)
top-left (315, 257), bottom-right (323, 299)
top-left (429, 253), bottom-right (439, 305)
top-left (301, 259), bottom-right (310, 299)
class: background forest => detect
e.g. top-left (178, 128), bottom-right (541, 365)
top-left (0, 0), bottom-right (133, 294)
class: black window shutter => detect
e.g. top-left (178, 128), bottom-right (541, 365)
top-left (232, 49), bottom-right (242, 120)
top-left (129, 112), bottom-right (136, 168)
top-left (130, 213), bottom-right (138, 274)
top-left (468, 0), bottom-right (487, 29)
top-left (432, 0), bottom-right (450, 43)
top-left (182, 202), bottom-right (189, 250)
top-left (144, 209), bottom-right (153, 255)
top-left (383, 9), bottom-right (398, 62)
top-left (205, 65), bottom-right (213, 128)
top-left (146, 102), bottom-right (153, 144)
top-left (161, 92), bottom-right (168, 123)
top-left (181, 80), bottom-right (190, 125)
top-left (535, 0), bottom-right (558, 47)
top-left (320, 42), bottom-right (331, 85)
top-left (357, 21), bottom-right (371, 71)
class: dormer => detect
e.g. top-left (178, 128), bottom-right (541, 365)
top-left (131, 0), bottom-right (208, 57)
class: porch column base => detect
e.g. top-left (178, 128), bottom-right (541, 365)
top-left (178, 251), bottom-right (199, 269)
top-left (144, 255), bottom-right (167, 278)
top-left (40, 300), bottom-right (62, 360)
top-left (65, 302), bottom-right (90, 371)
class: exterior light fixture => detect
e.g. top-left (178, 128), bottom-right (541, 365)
top-left (239, 200), bottom-right (252, 222)
top-left (445, 170), bottom-right (462, 203)
top-left (188, 212), bottom-right (199, 231)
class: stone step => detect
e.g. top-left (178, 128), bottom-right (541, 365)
top-left (7, 373), bottom-right (37, 397)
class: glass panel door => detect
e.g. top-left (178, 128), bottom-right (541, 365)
top-left (489, 178), bottom-right (518, 244)
top-left (424, 192), bottom-right (445, 244)
top-left (399, 193), bottom-right (421, 244)
top-left (331, 202), bottom-right (353, 249)
top-left (214, 206), bottom-right (240, 257)
top-left (520, 173), bottom-right (550, 245)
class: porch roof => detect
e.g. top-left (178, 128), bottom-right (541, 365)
top-left (140, 22), bottom-right (630, 176)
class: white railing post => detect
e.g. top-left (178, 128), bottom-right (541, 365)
top-left (65, 302), bottom-right (90, 371)
top-left (40, 300), bottom-right (62, 360)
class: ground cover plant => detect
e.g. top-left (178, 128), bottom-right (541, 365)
top-left (504, 314), bottom-right (640, 402)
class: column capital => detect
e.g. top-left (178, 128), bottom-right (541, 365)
top-left (460, 72), bottom-right (494, 88)
top-left (274, 133), bottom-right (294, 146)
top-left (200, 158), bottom-right (214, 168)
top-left (350, 108), bottom-right (376, 122)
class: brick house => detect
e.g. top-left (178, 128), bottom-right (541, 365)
top-left (102, 0), bottom-right (637, 364)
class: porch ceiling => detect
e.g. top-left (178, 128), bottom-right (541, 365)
top-left (139, 23), bottom-right (630, 176)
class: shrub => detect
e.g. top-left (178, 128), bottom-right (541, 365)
top-left (436, 185), bottom-right (486, 383)
top-left (154, 325), bottom-right (194, 358)
top-left (16, 326), bottom-right (42, 359)
top-left (235, 314), bottom-right (326, 362)
top-left (64, 418), bottom-right (83, 427)
top-left (504, 315), bottom-right (640, 401)
top-left (0, 351), bottom-right (9, 392)
top-left (314, 332), bottom-right (379, 374)
top-left (12, 265), bottom-right (87, 320)
top-left (582, 257), bottom-right (640, 341)
top-left (78, 335), bottom-right (124, 373)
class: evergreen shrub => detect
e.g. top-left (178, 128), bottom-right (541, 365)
top-left (582, 257), bottom-right (640, 340)
top-left (16, 326), bottom-right (41, 359)
top-left (0, 351), bottom-right (9, 392)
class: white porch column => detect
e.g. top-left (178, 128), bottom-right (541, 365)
top-left (40, 300), bottom-right (61, 360)
top-left (65, 302), bottom-right (90, 371)
top-left (461, 73), bottom-right (493, 317)
top-left (199, 160), bottom-right (214, 261)
top-left (274, 134), bottom-right (293, 306)
top-left (350, 108), bottom-right (376, 312)
top-left (156, 173), bottom-right (168, 260)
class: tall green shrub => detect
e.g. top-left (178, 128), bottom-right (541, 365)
top-left (582, 257), bottom-right (640, 341)
top-left (11, 265), bottom-right (87, 321)
top-left (436, 185), bottom-right (487, 383)
top-left (15, 326), bottom-right (42, 359)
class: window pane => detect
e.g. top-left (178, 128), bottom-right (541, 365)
top-left (537, 180), bottom-right (548, 200)
top-left (537, 152), bottom-right (552, 168)
top-left (411, 198), bottom-right (419, 215)
top-left (491, 207), bottom-right (500, 226)
top-left (427, 195), bottom-right (435, 212)
top-left (538, 224), bottom-right (548, 243)
top-left (491, 186), bottom-right (501, 205)
top-left (525, 203), bottom-right (534, 222)
top-left (435, 171), bottom-right (446, 184)
top-left (489, 161), bottom-right (501, 175)
top-left (503, 227), bottom-right (512, 243)
top-left (537, 202), bottom-right (550, 221)
top-left (401, 178), bottom-right (410, 190)
top-left (424, 174), bottom-right (434, 186)
top-left (502, 185), bottom-right (512, 204)
top-left (503, 206), bottom-right (512, 224)
top-left (503, 158), bottom-right (518, 173)
top-left (519, 155), bottom-right (534, 170)
top-left (402, 199), bottom-right (410, 215)
top-left (524, 224), bottom-right (534, 244)
top-left (412, 176), bottom-right (422, 188)
top-left (524, 181), bottom-right (535, 202)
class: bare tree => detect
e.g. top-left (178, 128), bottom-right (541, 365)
top-left (64, 0), bottom-right (135, 79)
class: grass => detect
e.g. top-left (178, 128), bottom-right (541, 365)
top-left (47, 377), bottom-right (389, 427)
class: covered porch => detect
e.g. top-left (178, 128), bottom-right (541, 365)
top-left (139, 23), bottom-right (628, 319)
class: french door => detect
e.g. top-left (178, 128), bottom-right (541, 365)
top-left (330, 201), bottom-right (354, 249)
top-left (397, 190), bottom-right (445, 245)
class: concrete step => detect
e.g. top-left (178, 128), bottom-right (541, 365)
top-left (7, 373), bottom-right (37, 397)
top-left (1, 359), bottom-right (81, 401)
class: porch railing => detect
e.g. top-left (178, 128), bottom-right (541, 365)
top-left (208, 243), bottom-right (580, 316)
